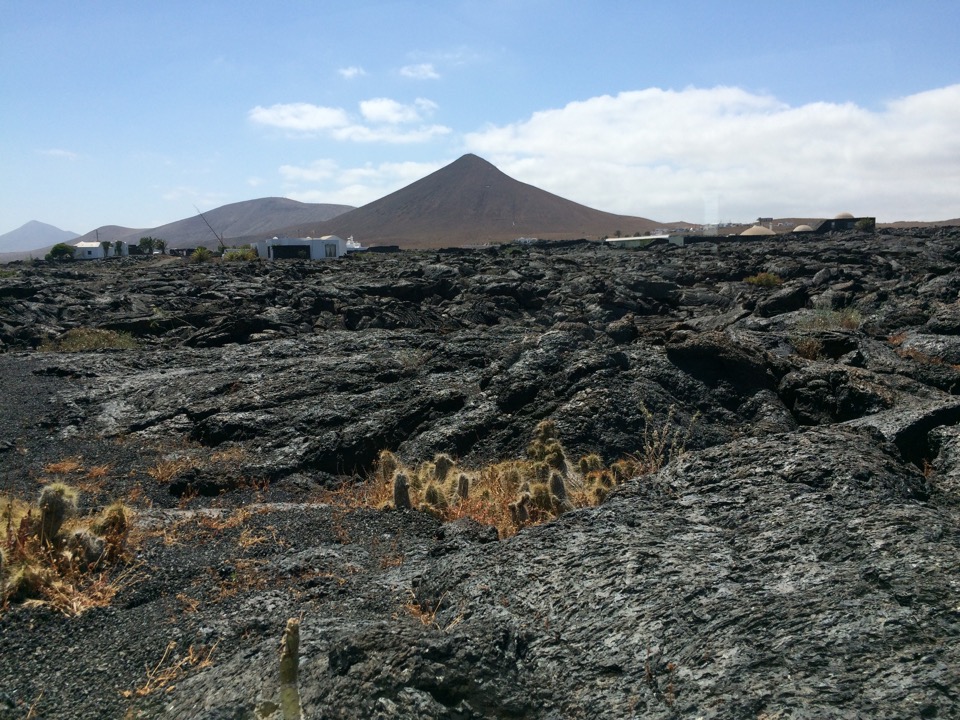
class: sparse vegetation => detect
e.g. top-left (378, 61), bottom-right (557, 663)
top-left (38, 327), bottom-right (138, 352)
top-left (223, 247), bottom-right (258, 262)
top-left (188, 246), bottom-right (214, 264)
top-left (802, 305), bottom-right (862, 330)
top-left (855, 218), bottom-right (876, 233)
top-left (1, 485), bottom-right (135, 615)
top-left (323, 412), bottom-right (696, 537)
top-left (791, 335), bottom-right (824, 360)
top-left (743, 272), bottom-right (784, 287)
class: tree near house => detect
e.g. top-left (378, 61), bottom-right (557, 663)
top-left (138, 237), bottom-right (156, 255)
top-left (154, 238), bottom-right (167, 254)
top-left (114, 240), bottom-right (124, 256)
top-left (100, 241), bottom-right (112, 258)
top-left (46, 243), bottom-right (75, 261)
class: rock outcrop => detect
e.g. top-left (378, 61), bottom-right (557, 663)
top-left (0, 229), bottom-right (959, 719)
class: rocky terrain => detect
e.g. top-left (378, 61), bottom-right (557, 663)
top-left (0, 229), bottom-right (959, 719)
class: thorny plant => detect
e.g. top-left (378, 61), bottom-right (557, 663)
top-left (324, 409), bottom-right (697, 538)
top-left (1, 491), bottom-right (139, 616)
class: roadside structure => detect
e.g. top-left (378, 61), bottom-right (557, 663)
top-left (251, 235), bottom-right (347, 260)
top-left (73, 241), bottom-right (128, 259)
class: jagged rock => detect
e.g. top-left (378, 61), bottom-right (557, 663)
top-left (1, 230), bottom-right (960, 719)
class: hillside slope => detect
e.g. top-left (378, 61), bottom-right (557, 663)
top-left (283, 154), bottom-right (660, 247)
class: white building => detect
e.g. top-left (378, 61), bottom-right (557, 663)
top-left (251, 235), bottom-right (347, 260)
top-left (73, 241), bottom-right (129, 259)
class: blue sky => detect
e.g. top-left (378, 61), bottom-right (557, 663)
top-left (2, 0), bottom-right (959, 235)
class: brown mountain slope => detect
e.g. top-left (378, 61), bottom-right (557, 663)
top-left (71, 198), bottom-right (354, 250)
top-left (279, 154), bottom-right (659, 247)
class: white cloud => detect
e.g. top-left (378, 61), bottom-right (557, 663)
top-left (331, 124), bottom-right (451, 143)
top-left (282, 159), bottom-right (443, 207)
top-left (40, 148), bottom-right (79, 160)
top-left (249, 103), bottom-right (350, 132)
top-left (400, 63), bottom-right (440, 80)
top-left (360, 98), bottom-right (422, 124)
top-left (250, 98), bottom-right (449, 144)
top-left (338, 66), bottom-right (366, 79)
top-left (464, 85), bottom-right (960, 222)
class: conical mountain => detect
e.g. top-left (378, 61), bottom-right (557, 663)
top-left (290, 154), bottom-right (659, 247)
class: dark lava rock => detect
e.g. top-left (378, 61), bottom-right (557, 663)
top-left (1, 232), bottom-right (959, 719)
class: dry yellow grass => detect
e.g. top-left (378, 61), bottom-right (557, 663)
top-left (147, 457), bottom-right (195, 484)
top-left (120, 640), bottom-right (217, 698)
top-left (43, 458), bottom-right (84, 475)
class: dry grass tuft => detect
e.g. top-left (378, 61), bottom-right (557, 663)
top-left (39, 327), bottom-right (138, 352)
top-left (43, 458), bottom-right (84, 475)
top-left (120, 640), bottom-right (217, 698)
top-left (147, 457), bottom-right (195, 484)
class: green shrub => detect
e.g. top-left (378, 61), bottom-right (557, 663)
top-left (744, 272), bottom-right (784, 287)
top-left (188, 247), bottom-right (213, 264)
top-left (46, 243), bottom-right (76, 261)
top-left (855, 218), bottom-right (876, 233)
top-left (223, 247), bottom-right (258, 262)
top-left (39, 328), bottom-right (138, 352)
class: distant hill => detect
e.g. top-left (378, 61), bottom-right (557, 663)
top-left (72, 198), bottom-right (355, 250)
top-left (268, 154), bottom-right (661, 248)
top-left (882, 219), bottom-right (960, 228)
top-left (0, 221), bottom-right (79, 253)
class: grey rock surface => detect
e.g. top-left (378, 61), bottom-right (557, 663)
top-left (1, 230), bottom-right (959, 719)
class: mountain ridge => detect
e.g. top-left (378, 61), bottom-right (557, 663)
top-left (270, 154), bottom-right (662, 248)
top-left (0, 220), bottom-right (79, 253)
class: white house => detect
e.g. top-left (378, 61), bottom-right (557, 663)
top-left (251, 235), bottom-right (347, 260)
top-left (73, 241), bottom-right (129, 259)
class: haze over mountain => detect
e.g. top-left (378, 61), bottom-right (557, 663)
top-left (271, 154), bottom-right (666, 248)
top-left (0, 221), bottom-right (78, 253)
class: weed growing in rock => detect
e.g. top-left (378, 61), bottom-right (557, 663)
top-left (802, 304), bottom-right (862, 330)
top-left (790, 335), bottom-right (824, 360)
top-left (744, 272), bottom-right (784, 287)
top-left (121, 640), bottom-right (217, 698)
top-left (39, 328), bottom-right (138, 352)
top-left (638, 402), bottom-right (699, 473)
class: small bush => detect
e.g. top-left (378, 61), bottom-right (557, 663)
top-left (222, 247), bottom-right (258, 262)
top-left (744, 272), bottom-right (784, 287)
top-left (791, 336), bottom-right (824, 360)
top-left (803, 306), bottom-right (862, 330)
top-left (39, 328), bottom-right (138, 352)
top-left (188, 247), bottom-right (213, 264)
top-left (855, 218), bottom-right (876, 233)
